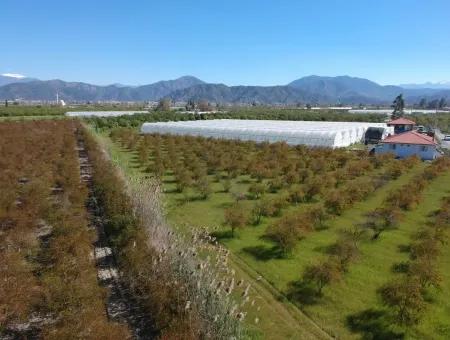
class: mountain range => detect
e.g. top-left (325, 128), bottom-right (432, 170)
top-left (0, 74), bottom-right (37, 87)
top-left (0, 74), bottom-right (449, 105)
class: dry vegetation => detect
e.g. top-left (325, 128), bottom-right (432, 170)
top-left (0, 120), bottom-right (129, 338)
top-left (82, 128), bottom-right (246, 339)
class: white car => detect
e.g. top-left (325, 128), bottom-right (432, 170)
top-left (443, 135), bottom-right (450, 141)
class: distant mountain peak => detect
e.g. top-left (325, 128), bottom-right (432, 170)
top-left (177, 75), bottom-right (203, 80)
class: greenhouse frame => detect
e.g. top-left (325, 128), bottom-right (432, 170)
top-left (141, 120), bottom-right (393, 148)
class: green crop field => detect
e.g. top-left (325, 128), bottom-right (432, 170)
top-left (93, 126), bottom-right (450, 340)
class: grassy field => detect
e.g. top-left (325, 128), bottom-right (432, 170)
top-left (96, 129), bottom-right (450, 339)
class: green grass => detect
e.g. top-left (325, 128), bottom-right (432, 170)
top-left (96, 129), bottom-right (450, 339)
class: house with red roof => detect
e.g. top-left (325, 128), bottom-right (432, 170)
top-left (387, 117), bottom-right (416, 134)
top-left (374, 130), bottom-right (439, 160)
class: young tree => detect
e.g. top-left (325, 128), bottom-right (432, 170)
top-left (267, 177), bottom-right (284, 193)
top-left (175, 169), bottom-right (192, 193)
top-left (303, 177), bottom-right (323, 202)
top-left (362, 206), bottom-right (401, 240)
top-left (156, 98), bottom-right (171, 111)
top-left (248, 182), bottom-right (266, 199)
top-left (379, 278), bottom-right (425, 326)
top-left (329, 236), bottom-right (360, 272)
top-left (137, 143), bottom-right (149, 166)
top-left (324, 189), bottom-right (348, 216)
top-left (195, 176), bottom-right (211, 200)
top-left (391, 94), bottom-right (405, 119)
top-left (250, 201), bottom-right (264, 225)
top-left (222, 178), bottom-right (231, 193)
top-left (267, 214), bottom-right (302, 255)
top-left (151, 159), bottom-right (165, 178)
top-left (408, 258), bottom-right (441, 289)
top-left (224, 203), bottom-right (248, 237)
top-left (303, 259), bottom-right (341, 295)
top-left (306, 205), bottom-right (329, 229)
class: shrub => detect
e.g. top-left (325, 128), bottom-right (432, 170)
top-left (379, 278), bottom-right (425, 326)
top-left (267, 177), bottom-right (284, 193)
top-left (266, 213), bottom-right (310, 255)
top-left (222, 178), bottom-right (232, 193)
top-left (288, 185), bottom-right (305, 204)
top-left (329, 236), bottom-right (360, 272)
top-left (407, 259), bottom-right (441, 289)
top-left (248, 182), bottom-right (266, 199)
top-left (303, 177), bottom-right (324, 202)
top-left (303, 259), bottom-right (341, 295)
top-left (324, 189), bottom-right (348, 215)
top-left (195, 176), bottom-right (211, 199)
top-left (224, 203), bottom-right (248, 237)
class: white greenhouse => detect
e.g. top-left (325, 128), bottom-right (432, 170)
top-left (140, 120), bottom-right (393, 148)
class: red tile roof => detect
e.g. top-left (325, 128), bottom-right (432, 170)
top-left (387, 117), bottom-right (416, 125)
top-left (381, 131), bottom-right (436, 145)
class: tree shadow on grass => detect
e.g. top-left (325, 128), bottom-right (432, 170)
top-left (391, 261), bottom-right (409, 274)
top-left (397, 244), bottom-right (411, 253)
top-left (164, 187), bottom-right (180, 194)
top-left (211, 229), bottom-right (234, 241)
top-left (242, 245), bottom-right (284, 261)
top-left (285, 280), bottom-right (322, 305)
top-left (162, 178), bottom-right (177, 184)
top-left (313, 243), bottom-right (334, 254)
top-left (346, 309), bottom-right (404, 340)
top-left (216, 201), bottom-right (234, 209)
top-left (129, 153), bottom-right (142, 169)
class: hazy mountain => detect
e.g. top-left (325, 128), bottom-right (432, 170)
top-left (133, 76), bottom-right (205, 100)
top-left (168, 83), bottom-right (331, 104)
top-left (400, 81), bottom-right (450, 89)
top-left (0, 76), bottom-right (205, 101)
top-left (1, 74), bottom-right (449, 104)
top-left (0, 73), bottom-right (37, 86)
top-left (288, 75), bottom-right (402, 103)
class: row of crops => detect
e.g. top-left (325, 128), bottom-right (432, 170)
top-left (0, 121), bottom-right (130, 338)
top-left (108, 127), bottom-right (450, 339)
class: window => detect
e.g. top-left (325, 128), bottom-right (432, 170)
top-left (421, 146), bottom-right (428, 151)
top-left (390, 144), bottom-right (396, 150)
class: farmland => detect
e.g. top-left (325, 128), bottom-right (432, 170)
top-left (100, 126), bottom-right (450, 339)
top-left (0, 119), bottom-right (246, 339)
top-left (0, 120), bottom-right (130, 338)
top-left (1, 111), bottom-right (450, 339)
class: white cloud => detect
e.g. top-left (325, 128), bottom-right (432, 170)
top-left (1, 73), bottom-right (26, 79)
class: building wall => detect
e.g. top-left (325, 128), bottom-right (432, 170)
top-left (387, 124), bottom-right (414, 134)
top-left (375, 143), bottom-right (438, 160)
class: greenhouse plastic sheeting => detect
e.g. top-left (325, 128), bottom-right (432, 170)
top-left (140, 120), bottom-right (393, 148)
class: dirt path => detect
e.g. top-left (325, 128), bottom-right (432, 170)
top-left (76, 133), bottom-right (155, 339)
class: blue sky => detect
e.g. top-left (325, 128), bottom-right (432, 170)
top-left (2, 0), bottom-right (450, 86)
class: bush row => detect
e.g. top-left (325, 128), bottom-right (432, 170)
top-left (82, 126), bottom-right (244, 339)
top-left (0, 121), bottom-right (128, 338)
